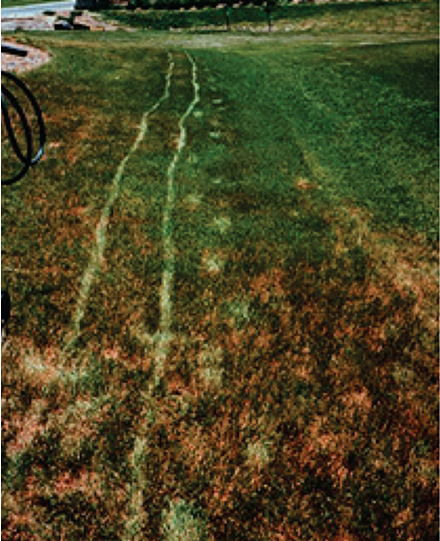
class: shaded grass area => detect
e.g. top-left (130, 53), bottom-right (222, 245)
top-left (2, 30), bottom-right (438, 540)
top-left (104, 0), bottom-right (439, 33)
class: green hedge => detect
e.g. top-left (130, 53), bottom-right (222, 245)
top-left (128, 0), bottom-right (282, 11)
top-left (107, 1), bottom-right (428, 31)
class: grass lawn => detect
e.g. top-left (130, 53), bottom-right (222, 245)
top-left (1, 8), bottom-right (438, 540)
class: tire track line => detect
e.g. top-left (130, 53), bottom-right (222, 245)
top-left (63, 53), bottom-right (175, 354)
top-left (154, 51), bottom-right (200, 375)
top-left (123, 53), bottom-right (200, 540)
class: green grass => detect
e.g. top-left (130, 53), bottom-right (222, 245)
top-left (1, 13), bottom-right (438, 541)
top-left (212, 39), bottom-right (439, 241)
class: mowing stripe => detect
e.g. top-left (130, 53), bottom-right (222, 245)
top-left (63, 53), bottom-right (175, 354)
top-left (154, 52), bottom-right (200, 374)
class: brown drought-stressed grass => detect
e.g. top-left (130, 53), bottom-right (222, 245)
top-left (2, 28), bottom-right (438, 540)
top-left (2, 248), bottom-right (438, 539)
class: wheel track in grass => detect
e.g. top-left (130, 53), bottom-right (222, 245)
top-left (63, 52), bottom-right (175, 355)
top-left (124, 51), bottom-right (201, 540)
top-left (154, 51), bottom-right (201, 375)
top-left (60, 50), bottom-right (201, 535)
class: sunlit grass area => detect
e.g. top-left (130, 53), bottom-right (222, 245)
top-left (1, 16), bottom-right (438, 541)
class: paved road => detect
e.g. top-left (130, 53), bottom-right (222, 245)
top-left (2, 1), bottom-right (74, 18)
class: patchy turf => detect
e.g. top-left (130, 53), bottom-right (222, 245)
top-left (1, 22), bottom-right (438, 541)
